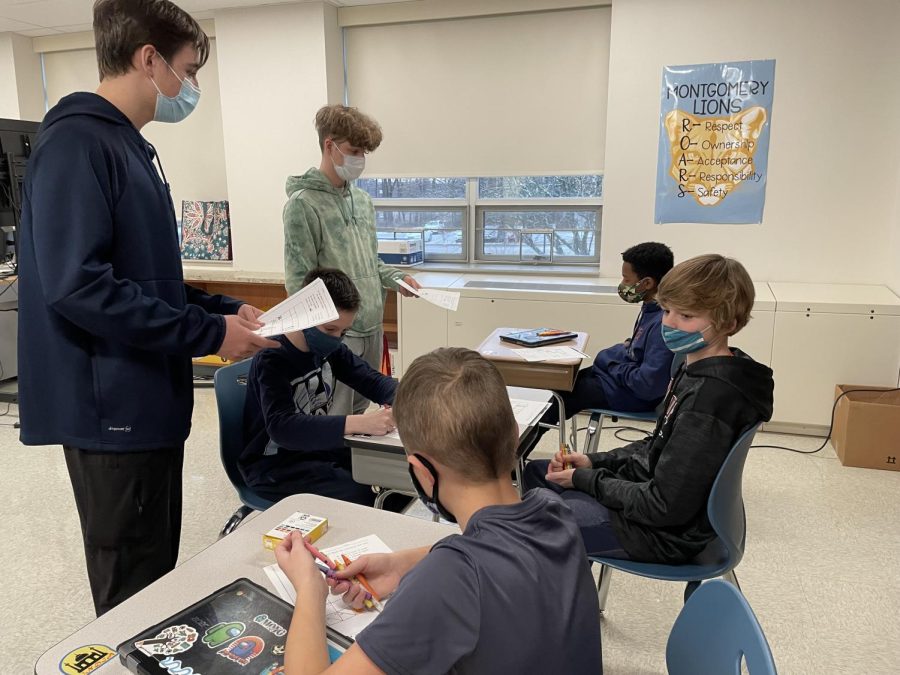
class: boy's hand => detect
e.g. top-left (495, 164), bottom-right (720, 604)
top-left (236, 303), bottom-right (266, 324)
top-left (328, 553), bottom-right (403, 610)
top-left (217, 314), bottom-right (279, 361)
top-left (346, 408), bottom-right (396, 436)
top-left (275, 532), bottom-right (328, 605)
top-left (545, 467), bottom-right (576, 489)
top-left (397, 275), bottom-right (421, 298)
top-left (549, 450), bottom-right (590, 473)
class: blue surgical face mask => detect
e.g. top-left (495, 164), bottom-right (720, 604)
top-left (407, 454), bottom-right (456, 524)
top-left (661, 323), bottom-right (712, 354)
top-left (150, 55), bottom-right (201, 124)
top-left (302, 327), bottom-right (343, 359)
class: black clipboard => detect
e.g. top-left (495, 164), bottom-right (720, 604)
top-left (117, 578), bottom-right (351, 674)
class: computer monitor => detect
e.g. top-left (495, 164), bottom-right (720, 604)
top-left (0, 117), bottom-right (41, 276)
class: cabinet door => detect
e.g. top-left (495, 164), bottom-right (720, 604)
top-left (397, 295), bottom-right (448, 377)
top-left (448, 297), bottom-right (637, 356)
top-left (731, 311), bottom-right (774, 367)
top-left (771, 313), bottom-right (900, 426)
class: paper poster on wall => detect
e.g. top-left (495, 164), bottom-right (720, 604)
top-left (654, 60), bottom-right (775, 224)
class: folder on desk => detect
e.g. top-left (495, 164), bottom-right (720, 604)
top-left (499, 328), bottom-right (578, 347)
top-left (117, 578), bottom-right (348, 674)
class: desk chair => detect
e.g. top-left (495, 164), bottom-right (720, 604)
top-left (214, 358), bottom-right (274, 536)
top-left (579, 354), bottom-right (685, 454)
top-left (666, 579), bottom-right (777, 675)
top-left (593, 425), bottom-right (760, 611)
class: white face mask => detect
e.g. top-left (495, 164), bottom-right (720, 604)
top-left (330, 142), bottom-right (365, 182)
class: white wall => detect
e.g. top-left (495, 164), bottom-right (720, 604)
top-left (0, 32), bottom-right (43, 120)
top-left (601, 0), bottom-right (900, 285)
top-left (214, 2), bottom-right (342, 274)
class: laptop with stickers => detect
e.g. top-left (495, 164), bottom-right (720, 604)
top-left (117, 578), bottom-right (350, 674)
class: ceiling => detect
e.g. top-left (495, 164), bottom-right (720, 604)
top-left (0, 0), bottom-right (417, 37)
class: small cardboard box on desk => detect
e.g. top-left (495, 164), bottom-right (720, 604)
top-left (832, 385), bottom-right (900, 471)
top-left (377, 239), bottom-right (423, 267)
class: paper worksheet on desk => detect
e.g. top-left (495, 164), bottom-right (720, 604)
top-left (263, 535), bottom-right (393, 640)
top-left (255, 277), bottom-right (339, 337)
top-left (511, 346), bottom-right (588, 362)
top-left (396, 278), bottom-right (460, 311)
top-left (509, 398), bottom-right (551, 426)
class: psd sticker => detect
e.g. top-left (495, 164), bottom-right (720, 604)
top-left (59, 644), bottom-right (115, 674)
top-left (202, 621), bottom-right (246, 648)
top-left (217, 636), bottom-right (265, 666)
top-left (253, 613), bottom-right (287, 637)
top-left (135, 624), bottom-right (198, 656)
top-left (159, 656), bottom-right (199, 675)
top-left (258, 663), bottom-right (285, 675)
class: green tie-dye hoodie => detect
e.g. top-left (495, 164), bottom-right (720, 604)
top-left (283, 168), bottom-right (405, 337)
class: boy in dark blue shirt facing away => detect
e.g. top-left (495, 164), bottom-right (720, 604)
top-left (275, 348), bottom-right (603, 675)
top-left (526, 242), bottom-right (675, 453)
top-left (239, 268), bottom-right (397, 506)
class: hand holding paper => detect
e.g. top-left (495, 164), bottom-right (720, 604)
top-left (255, 278), bottom-right (339, 337)
top-left (396, 278), bottom-right (460, 312)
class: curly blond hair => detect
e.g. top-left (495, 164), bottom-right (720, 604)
top-left (315, 104), bottom-right (383, 152)
top-left (657, 254), bottom-right (755, 336)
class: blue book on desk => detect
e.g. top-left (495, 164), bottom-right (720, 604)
top-left (499, 328), bottom-right (578, 348)
top-left (117, 578), bottom-right (348, 674)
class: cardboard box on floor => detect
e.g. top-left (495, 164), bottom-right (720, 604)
top-left (832, 385), bottom-right (900, 472)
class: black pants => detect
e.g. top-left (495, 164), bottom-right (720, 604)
top-left (64, 445), bottom-right (184, 616)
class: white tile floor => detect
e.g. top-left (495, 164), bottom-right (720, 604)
top-left (3, 389), bottom-right (899, 674)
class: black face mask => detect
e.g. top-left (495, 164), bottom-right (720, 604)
top-left (407, 454), bottom-right (457, 524)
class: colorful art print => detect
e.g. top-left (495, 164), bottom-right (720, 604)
top-left (180, 200), bottom-right (232, 261)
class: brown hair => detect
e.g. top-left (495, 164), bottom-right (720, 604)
top-left (302, 267), bottom-right (360, 312)
top-left (315, 104), bottom-right (383, 153)
top-left (657, 254), bottom-right (755, 335)
top-left (393, 348), bottom-right (517, 482)
top-left (93, 0), bottom-right (210, 80)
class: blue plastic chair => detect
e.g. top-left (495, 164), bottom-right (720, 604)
top-left (579, 354), bottom-right (684, 454)
top-left (592, 424), bottom-right (761, 610)
top-left (666, 579), bottom-right (777, 675)
top-left (214, 358), bottom-right (274, 536)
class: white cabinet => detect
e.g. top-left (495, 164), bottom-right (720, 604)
top-left (768, 283), bottom-right (900, 431)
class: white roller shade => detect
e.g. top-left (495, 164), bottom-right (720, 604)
top-left (42, 41), bottom-right (229, 210)
top-left (345, 7), bottom-right (610, 177)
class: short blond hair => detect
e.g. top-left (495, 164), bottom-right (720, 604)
top-left (315, 104), bottom-right (382, 152)
top-left (393, 348), bottom-right (517, 482)
top-left (657, 254), bottom-right (754, 335)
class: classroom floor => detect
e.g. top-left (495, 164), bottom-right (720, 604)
top-left (3, 389), bottom-right (899, 675)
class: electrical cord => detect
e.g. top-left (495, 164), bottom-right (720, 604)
top-left (750, 386), bottom-right (900, 455)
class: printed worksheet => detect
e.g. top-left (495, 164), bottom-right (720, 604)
top-left (511, 346), bottom-right (588, 362)
top-left (397, 279), bottom-right (460, 312)
top-left (263, 535), bottom-right (393, 639)
top-left (509, 398), bottom-right (551, 426)
top-left (255, 277), bottom-right (339, 337)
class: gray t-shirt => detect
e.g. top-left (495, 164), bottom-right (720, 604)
top-left (355, 488), bottom-right (602, 674)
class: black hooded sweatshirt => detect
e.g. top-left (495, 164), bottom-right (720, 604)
top-left (572, 348), bottom-right (774, 563)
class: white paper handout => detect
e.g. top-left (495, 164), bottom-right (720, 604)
top-left (255, 277), bottom-right (339, 337)
top-left (396, 279), bottom-right (460, 312)
top-left (509, 398), bottom-right (550, 426)
top-left (263, 534), bottom-right (393, 640)
top-left (512, 346), bottom-right (588, 362)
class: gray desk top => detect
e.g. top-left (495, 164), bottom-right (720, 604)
top-left (35, 495), bottom-right (455, 674)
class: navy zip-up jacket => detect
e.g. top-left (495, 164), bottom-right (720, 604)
top-left (239, 335), bottom-right (397, 487)
top-left (591, 301), bottom-right (673, 411)
top-left (17, 92), bottom-right (242, 451)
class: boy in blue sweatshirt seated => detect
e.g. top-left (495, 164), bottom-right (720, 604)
top-left (274, 348), bottom-right (603, 674)
top-left (526, 242), bottom-right (675, 451)
top-left (239, 268), bottom-right (397, 506)
top-left (524, 255), bottom-right (774, 563)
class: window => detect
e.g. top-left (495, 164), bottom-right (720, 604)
top-left (361, 174), bottom-right (602, 265)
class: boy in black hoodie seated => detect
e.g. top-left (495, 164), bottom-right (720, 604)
top-left (524, 254), bottom-right (774, 563)
top-left (239, 268), bottom-right (397, 506)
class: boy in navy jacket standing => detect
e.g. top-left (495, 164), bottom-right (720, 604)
top-left (17, 0), bottom-right (276, 615)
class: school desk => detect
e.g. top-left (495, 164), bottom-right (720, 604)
top-left (35, 494), bottom-right (452, 675)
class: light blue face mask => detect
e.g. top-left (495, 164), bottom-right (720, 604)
top-left (661, 323), bottom-right (712, 354)
top-left (151, 55), bottom-right (201, 124)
